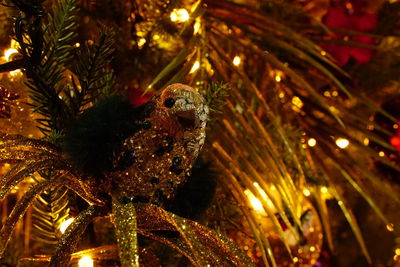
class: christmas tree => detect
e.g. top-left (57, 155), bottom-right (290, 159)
top-left (0, 0), bottom-right (399, 266)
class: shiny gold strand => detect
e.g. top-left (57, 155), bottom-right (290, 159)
top-left (49, 205), bottom-right (106, 267)
top-left (112, 196), bottom-right (139, 267)
top-left (135, 204), bottom-right (255, 267)
top-left (0, 177), bottom-right (61, 256)
top-left (0, 157), bottom-right (63, 200)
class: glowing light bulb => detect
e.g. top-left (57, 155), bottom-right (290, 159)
top-left (244, 189), bottom-right (263, 212)
top-left (78, 256), bottom-right (94, 267)
top-left (321, 50), bottom-right (327, 56)
top-left (395, 248), bottom-right (400, 255)
top-left (307, 138), bottom-right (317, 147)
top-left (4, 48), bottom-right (18, 62)
top-left (170, 8), bottom-right (189, 23)
top-left (363, 138), bottom-right (369, 146)
top-left (291, 96), bottom-right (303, 109)
top-left (189, 61), bottom-right (200, 73)
top-left (137, 38), bottom-right (146, 48)
top-left (386, 223), bottom-right (394, 232)
top-left (335, 138), bottom-right (349, 149)
top-left (320, 187), bottom-right (328, 194)
top-left (193, 19), bottom-right (201, 34)
top-left (59, 217), bottom-right (75, 234)
top-left (303, 188), bottom-right (311, 197)
top-left (233, 56), bottom-right (241, 66)
top-left (275, 75), bottom-right (282, 82)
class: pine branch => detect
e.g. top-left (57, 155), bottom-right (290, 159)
top-left (202, 82), bottom-right (230, 114)
top-left (66, 27), bottom-right (116, 118)
top-left (20, 0), bottom-right (79, 135)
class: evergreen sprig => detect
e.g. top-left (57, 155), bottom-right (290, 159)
top-left (66, 28), bottom-right (116, 117)
top-left (202, 82), bottom-right (230, 114)
top-left (24, 0), bottom-right (78, 135)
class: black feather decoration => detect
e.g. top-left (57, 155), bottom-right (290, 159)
top-left (63, 94), bottom-right (155, 177)
top-left (166, 158), bottom-right (217, 220)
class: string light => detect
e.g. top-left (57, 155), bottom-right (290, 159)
top-left (233, 56), bottom-right (241, 66)
top-left (307, 138), bottom-right (317, 147)
top-left (303, 188), bottom-right (311, 197)
top-left (275, 74), bottom-right (282, 82)
top-left (291, 96), bottom-right (303, 109)
top-left (78, 256), bottom-right (94, 267)
top-left (170, 8), bottom-right (189, 23)
top-left (193, 18), bottom-right (201, 34)
top-left (189, 61), bottom-right (200, 73)
top-left (137, 38), bottom-right (146, 48)
top-left (363, 138), bottom-right (369, 146)
top-left (3, 40), bottom-right (22, 77)
top-left (379, 151), bottom-right (385, 157)
top-left (244, 189), bottom-right (263, 212)
top-left (335, 138), bottom-right (349, 149)
top-left (387, 223), bottom-right (394, 232)
top-left (59, 217), bottom-right (75, 234)
top-left (244, 183), bottom-right (275, 212)
top-left (320, 187), bottom-right (328, 194)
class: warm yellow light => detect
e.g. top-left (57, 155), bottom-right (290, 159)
top-left (323, 91), bottom-right (331, 97)
top-left (320, 187), bottom-right (328, 194)
top-left (233, 56), bottom-right (241, 66)
top-left (310, 246), bottom-right (316, 252)
top-left (303, 188), bottom-right (311, 197)
top-left (332, 91), bottom-right (338, 97)
top-left (244, 183), bottom-right (275, 212)
top-left (386, 223), bottom-right (394, 232)
top-left (293, 257), bottom-right (299, 263)
top-left (59, 217), bottom-right (75, 234)
top-left (137, 38), bottom-right (146, 48)
top-left (307, 138), bottom-right (317, 147)
top-left (275, 75), bottom-right (282, 82)
top-left (193, 19), bottom-right (201, 34)
top-left (321, 50), bottom-right (327, 56)
top-left (278, 92), bottom-right (285, 98)
top-left (395, 248), bottom-right (400, 255)
top-left (379, 151), bottom-right (385, 157)
top-left (4, 48), bottom-right (18, 62)
top-left (190, 61), bottom-right (200, 73)
top-left (335, 138), bottom-right (349, 149)
top-left (291, 96), bottom-right (303, 109)
top-left (153, 34), bottom-right (160, 40)
top-left (74, 42), bottom-right (80, 48)
top-left (78, 256), bottom-right (94, 267)
top-left (394, 124), bottom-right (399, 129)
top-left (244, 189), bottom-right (264, 212)
top-left (363, 138), bottom-right (369, 146)
top-left (170, 8), bottom-right (189, 23)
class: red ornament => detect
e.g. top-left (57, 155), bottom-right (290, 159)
top-left (321, 0), bottom-right (377, 66)
top-left (390, 126), bottom-right (400, 155)
top-left (0, 84), bottom-right (19, 119)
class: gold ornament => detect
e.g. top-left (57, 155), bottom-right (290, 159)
top-left (0, 84), bottom-right (253, 266)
